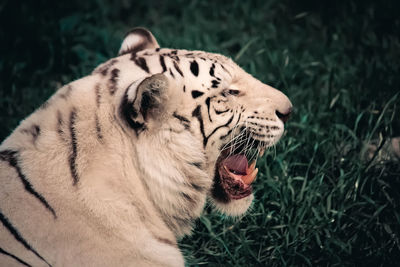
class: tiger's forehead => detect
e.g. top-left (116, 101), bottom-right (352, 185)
top-left (105, 46), bottom-right (250, 98)
top-left (139, 48), bottom-right (245, 86)
top-left (142, 48), bottom-right (235, 67)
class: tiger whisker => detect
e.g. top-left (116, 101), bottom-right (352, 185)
top-left (220, 132), bottom-right (244, 155)
top-left (216, 123), bottom-right (246, 160)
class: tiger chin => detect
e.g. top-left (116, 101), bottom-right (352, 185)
top-left (0, 28), bottom-right (292, 267)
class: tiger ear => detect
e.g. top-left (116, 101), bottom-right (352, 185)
top-left (118, 27), bottom-right (160, 56)
top-left (120, 74), bottom-right (168, 134)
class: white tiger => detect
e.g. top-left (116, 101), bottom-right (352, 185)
top-left (0, 28), bottom-right (292, 266)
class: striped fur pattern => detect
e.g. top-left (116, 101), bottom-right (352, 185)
top-left (0, 28), bottom-right (292, 266)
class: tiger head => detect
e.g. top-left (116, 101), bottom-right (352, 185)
top-left (106, 28), bottom-right (292, 226)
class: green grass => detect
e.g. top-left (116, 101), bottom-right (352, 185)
top-left (1, 0), bottom-right (399, 266)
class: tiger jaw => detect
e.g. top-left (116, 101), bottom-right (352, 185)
top-left (211, 139), bottom-right (267, 202)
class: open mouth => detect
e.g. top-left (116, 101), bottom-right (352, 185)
top-left (212, 138), bottom-right (266, 202)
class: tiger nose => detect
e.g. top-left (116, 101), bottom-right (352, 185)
top-left (260, 82), bottom-right (293, 123)
top-left (275, 106), bottom-right (292, 123)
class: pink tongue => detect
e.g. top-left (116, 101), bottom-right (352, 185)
top-left (223, 154), bottom-right (248, 175)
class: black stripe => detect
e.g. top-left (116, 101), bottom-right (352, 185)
top-left (219, 111), bottom-right (242, 141)
top-left (0, 210), bottom-right (51, 267)
top-left (166, 53), bottom-right (179, 62)
top-left (94, 59), bottom-right (118, 76)
top-left (95, 83), bottom-right (101, 107)
top-left (173, 112), bottom-right (190, 130)
top-left (0, 150), bottom-right (57, 219)
top-left (205, 97), bottom-right (212, 122)
top-left (220, 128), bottom-right (234, 140)
top-left (191, 90), bottom-right (204, 99)
top-left (192, 105), bottom-right (236, 147)
top-left (69, 109), bottom-right (79, 185)
top-left (109, 68), bottom-right (120, 95)
top-left (56, 111), bottom-right (65, 140)
top-left (173, 61), bottom-right (183, 77)
top-left (190, 60), bottom-right (199, 76)
top-left (101, 67), bottom-right (108, 76)
top-left (215, 108), bottom-right (229, 114)
top-left (211, 80), bottom-right (220, 88)
top-left (189, 162), bottom-right (202, 169)
top-left (0, 247), bottom-right (31, 267)
top-left (183, 85), bottom-right (186, 92)
top-left (190, 182), bottom-right (206, 192)
top-left (192, 106), bottom-right (207, 147)
top-left (21, 125), bottom-right (40, 143)
top-left (154, 236), bottom-right (176, 247)
top-left (173, 112), bottom-right (190, 123)
top-left (219, 63), bottom-right (231, 76)
top-left (180, 192), bottom-right (195, 203)
top-left (169, 68), bottom-right (175, 78)
top-left (131, 55), bottom-right (150, 73)
top-left (159, 55), bottom-right (167, 73)
top-left (209, 63), bottom-right (215, 77)
top-left (33, 125), bottom-right (40, 140)
top-left (205, 114), bottom-right (235, 145)
top-left (95, 115), bottom-right (103, 140)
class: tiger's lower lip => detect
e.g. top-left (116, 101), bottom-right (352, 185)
top-left (218, 165), bottom-right (253, 199)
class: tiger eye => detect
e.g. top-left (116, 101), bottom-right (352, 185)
top-left (228, 89), bottom-right (240, 96)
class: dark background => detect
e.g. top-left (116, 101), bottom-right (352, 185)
top-left (1, 0), bottom-right (399, 266)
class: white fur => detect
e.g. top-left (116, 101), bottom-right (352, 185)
top-left (0, 30), bottom-right (292, 266)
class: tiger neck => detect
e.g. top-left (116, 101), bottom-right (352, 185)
top-left (133, 129), bottom-right (211, 237)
